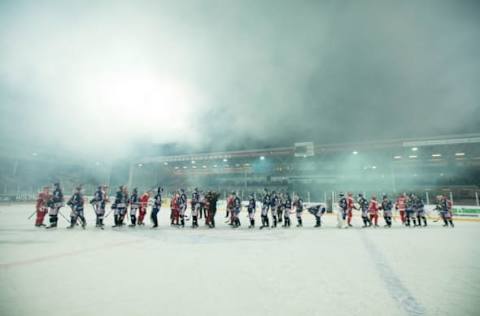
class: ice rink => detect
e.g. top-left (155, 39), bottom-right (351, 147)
top-left (0, 203), bottom-right (479, 316)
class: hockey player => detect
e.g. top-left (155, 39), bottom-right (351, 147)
top-left (346, 192), bottom-right (355, 227)
top-left (294, 195), bottom-right (304, 227)
top-left (169, 192), bottom-right (176, 225)
top-left (414, 195), bottom-right (427, 227)
top-left (199, 190), bottom-right (207, 220)
top-left (436, 194), bottom-right (454, 227)
top-left (151, 187), bottom-right (162, 228)
top-left (120, 186), bottom-right (129, 224)
top-left (35, 187), bottom-right (50, 227)
top-left (308, 204), bottom-right (326, 227)
top-left (206, 191), bottom-right (219, 228)
top-left (270, 191), bottom-right (279, 228)
top-left (247, 194), bottom-right (256, 228)
top-left (138, 191), bottom-right (150, 226)
top-left (46, 182), bottom-right (65, 229)
top-left (259, 189), bottom-right (271, 229)
top-left (405, 194), bottom-right (417, 227)
top-left (231, 192), bottom-right (242, 228)
top-left (225, 192), bottom-right (233, 219)
top-left (191, 188), bottom-right (201, 228)
top-left (395, 193), bottom-right (407, 224)
top-left (203, 191), bottom-right (211, 226)
top-left (368, 195), bottom-right (380, 227)
top-left (277, 192), bottom-right (284, 223)
top-left (282, 193), bottom-right (292, 227)
top-left (337, 193), bottom-right (348, 228)
top-left (178, 189), bottom-right (187, 227)
top-left (112, 186), bottom-right (128, 227)
top-left (170, 191), bottom-right (178, 226)
top-left (90, 185), bottom-right (108, 229)
top-left (128, 188), bottom-right (140, 227)
top-left (380, 195), bottom-right (393, 228)
top-left (66, 186), bottom-right (86, 229)
top-left (357, 193), bottom-right (371, 227)
top-left (226, 192), bottom-right (235, 225)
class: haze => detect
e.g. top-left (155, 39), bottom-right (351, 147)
top-left (0, 0), bottom-right (479, 160)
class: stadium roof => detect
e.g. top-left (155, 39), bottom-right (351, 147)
top-left (139, 133), bottom-right (480, 164)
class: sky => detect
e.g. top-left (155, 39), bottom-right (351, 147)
top-left (0, 0), bottom-right (479, 159)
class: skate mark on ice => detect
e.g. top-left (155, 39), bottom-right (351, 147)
top-left (0, 239), bottom-right (51, 244)
top-left (0, 239), bottom-right (142, 269)
top-left (360, 233), bottom-right (426, 316)
top-left (130, 229), bottom-right (287, 244)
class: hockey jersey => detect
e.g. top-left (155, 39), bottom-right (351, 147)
top-left (139, 193), bottom-right (149, 208)
top-left (36, 192), bottom-right (50, 210)
top-left (68, 192), bottom-right (84, 211)
top-left (368, 199), bottom-right (379, 213)
top-left (248, 198), bottom-right (256, 211)
top-left (233, 196), bottom-right (241, 210)
top-left (180, 193), bottom-right (187, 207)
top-left (358, 197), bottom-right (369, 211)
top-left (347, 196), bottom-right (355, 210)
top-left (153, 192), bottom-right (162, 208)
top-left (91, 189), bottom-right (106, 207)
top-left (294, 199), bottom-right (304, 212)
top-left (262, 194), bottom-right (271, 207)
top-left (130, 192), bottom-right (139, 208)
top-left (396, 196), bottom-right (406, 211)
top-left (284, 196), bottom-right (292, 209)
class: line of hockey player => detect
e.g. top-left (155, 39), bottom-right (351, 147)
top-left (336, 192), bottom-right (454, 229)
top-left (33, 184), bottom-right (455, 229)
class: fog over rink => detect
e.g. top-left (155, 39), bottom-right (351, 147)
top-left (0, 203), bottom-right (479, 316)
top-left (1, 0), bottom-right (479, 157)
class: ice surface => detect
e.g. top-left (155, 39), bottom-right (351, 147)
top-left (0, 203), bottom-right (479, 316)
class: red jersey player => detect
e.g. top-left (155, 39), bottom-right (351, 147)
top-left (347, 192), bottom-right (355, 227)
top-left (35, 187), bottom-right (50, 227)
top-left (368, 195), bottom-right (380, 227)
top-left (170, 192), bottom-right (180, 226)
top-left (396, 193), bottom-right (407, 224)
top-left (138, 191), bottom-right (150, 226)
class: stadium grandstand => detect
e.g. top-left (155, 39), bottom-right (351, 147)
top-left (129, 133), bottom-right (480, 208)
top-left (1, 133), bottom-right (479, 208)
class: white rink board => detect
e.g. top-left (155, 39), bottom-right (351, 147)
top-left (0, 203), bottom-right (479, 316)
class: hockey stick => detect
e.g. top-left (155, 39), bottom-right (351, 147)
top-left (66, 206), bottom-right (83, 226)
top-left (27, 210), bottom-right (37, 220)
top-left (57, 209), bottom-right (69, 223)
top-left (431, 210), bottom-right (441, 222)
top-left (104, 208), bottom-right (114, 218)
